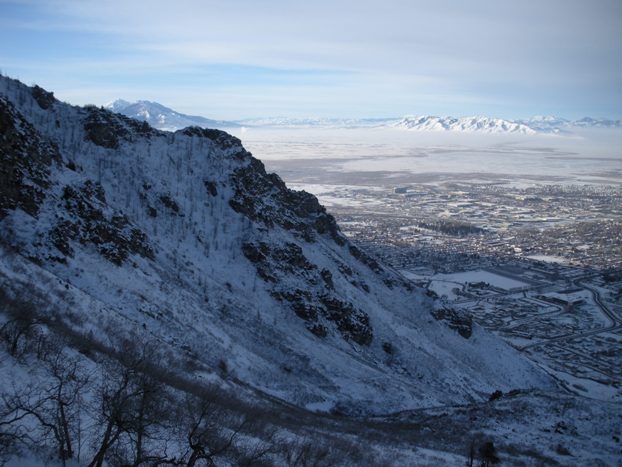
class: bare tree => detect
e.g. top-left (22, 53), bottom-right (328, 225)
top-left (235, 428), bottom-right (277, 467)
top-left (126, 369), bottom-right (171, 466)
top-left (478, 440), bottom-right (500, 466)
top-left (1, 347), bottom-right (89, 465)
top-left (88, 358), bottom-right (141, 467)
top-left (177, 393), bottom-right (247, 467)
top-left (43, 348), bottom-right (90, 462)
top-left (282, 439), bottom-right (332, 467)
top-left (0, 296), bottom-right (43, 357)
top-left (88, 337), bottom-right (175, 467)
top-left (0, 390), bottom-right (35, 463)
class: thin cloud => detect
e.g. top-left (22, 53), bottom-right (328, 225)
top-left (1, 0), bottom-right (620, 118)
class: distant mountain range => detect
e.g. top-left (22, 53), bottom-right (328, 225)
top-left (517, 115), bottom-right (622, 132)
top-left (107, 99), bottom-right (621, 134)
top-left (106, 99), bottom-right (240, 130)
top-left (234, 116), bottom-right (397, 128)
top-left (388, 115), bottom-right (538, 134)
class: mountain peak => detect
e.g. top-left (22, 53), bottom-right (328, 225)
top-left (105, 98), bottom-right (132, 112)
top-left (104, 98), bottom-right (239, 131)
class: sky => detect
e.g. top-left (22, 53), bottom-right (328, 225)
top-left (0, 0), bottom-right (621, 120)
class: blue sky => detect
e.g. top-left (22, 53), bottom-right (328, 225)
top-left (1, 0), bottom-right (620, 120)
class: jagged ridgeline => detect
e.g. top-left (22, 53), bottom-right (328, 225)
top-left (0, 75), bottom-right (552, 414)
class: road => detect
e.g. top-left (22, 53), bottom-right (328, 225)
top-left (519, 279), bottom-right (620, 350)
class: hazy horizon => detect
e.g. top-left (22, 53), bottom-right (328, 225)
top-left (103, 97), bottom-right (622, 122)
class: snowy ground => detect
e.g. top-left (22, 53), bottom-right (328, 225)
top-left (433, 270), bottom-right (527, 290)
top-left (232, 127), bottom-right (622, 188)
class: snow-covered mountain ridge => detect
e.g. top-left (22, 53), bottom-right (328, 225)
top-left (391, 115), bottom-right (621, 134)
top-left (0, 76), bottom-right (553, 414)
top-left (388, 115), bottom-right (538, 134)
top-left (108, 99), bottom-right (621, 133)
top-left (105, 99), bottom-right (240, 131)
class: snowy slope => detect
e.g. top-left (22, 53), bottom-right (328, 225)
top-left (106, 99), bottom-right (239, 131)
top-left (0, 76), bottom-right (554, 415)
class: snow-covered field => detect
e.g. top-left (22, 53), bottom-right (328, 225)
top-left (435, 270), bottom-right (527, 290)
top-left (526, 254), bottom-right (569, 264)
top-left (232, 127), bottom-right (622, 187)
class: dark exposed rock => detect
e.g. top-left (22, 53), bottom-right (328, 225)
top-left (31, 85), bottom-right (55, 110)
top-left (241, 242), bottom-right (267, 263)
top-left (271, 242), bottom-right (315, 272)
top-left (308, 324), bottom-right (327, 337)
top-left (84, 105), bottom-right (160, 149)
top-left (180, 126), bottom-right (242, 149)
top-left (273, 287), bottom-right (373, 345)
top-left (242, 241), bottom-right (315, 276)
top-left (242, 242), bottom-right (277, 282)
top-left (128, 229), bottom-right (153, 260)
top-left (84, 106), bottom-right (128, 149)
top-left (319, 295), bottom-right (373, 345)
top-left (349, 244), bottom-right (383, 274)
top-left (204, 180), bottom-right (218, 196)
top-left (81, 179), bottom-right (106, 203)
top-left (49, 220), bottom-right (79, 257)
top-left (338, 263), bottom-right (353, 276)
top-left (432, 307), bottom-right (473, 339)
top-left (321, 269), bottom-right (334, 290)
top-left (159, 195), bottom-right (180, 214)
top-left (50, 181), bottom-right (154, 265)
top-left (383, 278), bottom-right (395, 289)
top-left (0, 98), bottom-right (60, 219)
top-left (274, 290), bottom-right (318, 321)
top-left (426, 289), bottom-right (439, 299)
top-left (230, 157), bottom-right (344, 244)
top-left (251, 240), bottom-right (373, 344)
top-left (257, 267), bottom-right (277, 283)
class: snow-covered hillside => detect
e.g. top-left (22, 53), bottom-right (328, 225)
top-left (0, 76), bottom-right (553, 415)
top-left (106, 99), bottom-right (239, 131)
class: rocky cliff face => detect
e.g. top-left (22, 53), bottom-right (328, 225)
top-left (0, 75), bottom-right (553, 414)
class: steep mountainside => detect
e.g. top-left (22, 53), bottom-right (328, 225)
top-left (0, 76), bottom-right (553, 414)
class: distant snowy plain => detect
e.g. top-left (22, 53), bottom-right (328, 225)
top-left (230, 127), bottom-right (622, 188)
